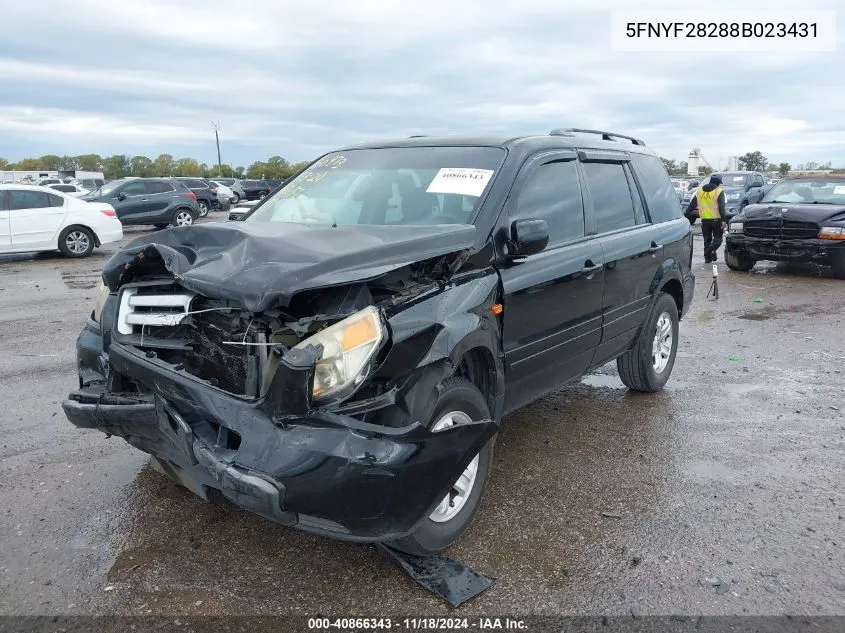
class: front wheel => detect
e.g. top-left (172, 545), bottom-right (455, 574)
top-left (725, 250), bottom-right (755, 272)
top-left (617, 292), bottom-right (679, 392)
top-left (387, 377), bottom-right (494, 555)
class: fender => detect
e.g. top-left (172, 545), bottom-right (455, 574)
top-left (372, 270), bottom-right (504, 427)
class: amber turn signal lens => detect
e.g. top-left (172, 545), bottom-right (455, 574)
top-left (491, 304), bottom-right (503, 315)
top-left (342, 314), bottom-right (380, 351)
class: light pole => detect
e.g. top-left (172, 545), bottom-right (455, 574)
top-left (212, 121), bottom-right (222, 176)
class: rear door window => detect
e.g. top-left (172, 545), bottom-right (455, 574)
top-left (9, 190), bottom-right (53, 210)
top-left (122, 181), bottom-right (147, 196)
top-left (581, 162), bottom-right (637, 233)
top-left (152, 181), bottom-right (175, 194)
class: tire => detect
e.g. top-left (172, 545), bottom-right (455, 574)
top-left (58, 226), bottom-right (95, 258)
top-left (388, 377), bottom-right (494, 555)
top-left (172, 208), bottom-right (194, 227)
top-left (154, 223), bottom-right (169, 229)
top-left (832, 256), bottom-right (845, 280)
top-left (725, 250), bottom-right (755, 272)
top-left (197, 201), bottom-right (209, 217)
top-left (232, 193), bottom-right (240, 204)
top-left (617, 292), bottom-right (679, 393)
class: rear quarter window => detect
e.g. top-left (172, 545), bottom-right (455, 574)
top-left (631, 154), bottom-right (682, 223)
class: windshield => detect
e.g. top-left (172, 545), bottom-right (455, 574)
top-left (762, 179), bottom-right (845, 204)
top-left (246, 147), bottom-right (505, 226)
top-left (713, 173), bottom-right (747, 186)
top-left (91, 180), bottom-right (125, 197)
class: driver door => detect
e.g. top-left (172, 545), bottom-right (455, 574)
top-left (111, 181), bottom-right (149, 223)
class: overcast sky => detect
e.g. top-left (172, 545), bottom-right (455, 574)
top-left (0, 0), bottom-right (841, 169)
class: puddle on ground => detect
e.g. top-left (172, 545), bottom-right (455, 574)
top-left (722, 383), bottom-right (762, 396)
top-left (580, 374), bottom-right (625, 389)
top-left (737, 312), bottom-right (771, 321)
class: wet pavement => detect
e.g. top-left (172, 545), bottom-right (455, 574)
top-left (1, 217), bottom-right (843, 617)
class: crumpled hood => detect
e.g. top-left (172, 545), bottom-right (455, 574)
top-left (740, 203), bottom-right (845, 224)
top-left (102, 221), bottom-right (477, 312)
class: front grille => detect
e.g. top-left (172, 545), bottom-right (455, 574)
top-left (744, 220), bottom-right (819, 240)
top-left (180, 310), bottom-right (256, 396)
top-left (117, 285), bottom-right (262, 397)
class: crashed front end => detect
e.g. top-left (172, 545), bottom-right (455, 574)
top-left (63, 238), bottom-right (499, 542)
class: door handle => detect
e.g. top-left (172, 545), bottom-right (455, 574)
top-left (582, 260), bottom-right (603, 274)
top-left (648, 241), bottom-right (661, 252)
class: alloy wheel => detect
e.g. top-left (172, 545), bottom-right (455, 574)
top-left (176, 211), bottom-right (194, 226)
top-left (65, 230), bottom-right (90, 255)
top-left (428, 411), bottom-right (480, 523)
top-left (651, 312), bottom-right (673, 373)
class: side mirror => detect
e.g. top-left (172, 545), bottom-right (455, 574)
top-left (116, 192), bottom-right (127, 201)
top-left (508, 219), bottom-right (549, 258)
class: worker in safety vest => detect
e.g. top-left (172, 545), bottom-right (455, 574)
top-left (685, 174), bottom-right (727, 263)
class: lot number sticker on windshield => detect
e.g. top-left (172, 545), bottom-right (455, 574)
top-left (833, 185), bottom-right (845, 194)
top-left (426, 168), bottom-right (494, 197)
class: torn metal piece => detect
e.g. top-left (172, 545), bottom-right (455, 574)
top-left (376, 544), bottom-right (495, 607)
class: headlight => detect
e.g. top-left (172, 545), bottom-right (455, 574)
top-left (729, 222), bottom-right (743, 234)
top-left (91, 281), bottom-right (110, 322)
top-left (819, 226), bottom-right (845, 240)
top-left (727, 193), bottom-right (740, 202)
top-left (294, 306), bottom-right (385, 400)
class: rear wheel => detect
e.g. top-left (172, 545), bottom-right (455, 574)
top-left (388, 377), bottom-right (494, 555)
top-left (172, 209), bottom-right (194, 227)
top-left (197, 201), bottom-right (209, 217)
top-left (725, 250), bottom-right (755, 272)
top-left (58, 226), bottom-right (95, 258)
top-left (231, 193), bottom-right (240, 204)
top-left (617, 292), bottom-right (679, 392)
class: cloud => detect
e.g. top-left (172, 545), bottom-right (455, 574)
top-left (0, 0), bottom-right (842, 167)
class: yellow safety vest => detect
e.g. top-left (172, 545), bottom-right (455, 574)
top-left (697, 186), bottom-right (723, 220)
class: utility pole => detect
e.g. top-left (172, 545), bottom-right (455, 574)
top-left (211, 121), bottom-right (222, 176)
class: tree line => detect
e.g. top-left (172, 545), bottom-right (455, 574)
top-left (0, 154), bottom-right (311, 181)
top-left (660, 150), bottom-right (839, 178)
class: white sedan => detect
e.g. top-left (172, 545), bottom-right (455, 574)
top-left (0, 184), bottom-right (123, 258)
top-left (47, 183), bottom-right (90, 197)
top-left (210, 180), bottom-right (236, 203)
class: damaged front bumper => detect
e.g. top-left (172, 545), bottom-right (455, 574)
top-left (64, 321), bottom-right (497, 542)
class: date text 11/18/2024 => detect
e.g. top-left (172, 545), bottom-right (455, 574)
top-left (307, 617), bottom-right (528, 630)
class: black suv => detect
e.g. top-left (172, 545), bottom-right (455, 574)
top-left (83, 178), bottom-right (200, 227)
top-left (63, 129), bottom-right (694, 554)
top-left (172, 178), bottom-right (219, 217)
top-left (725, 175), bottom-right (845, 277)
top-left (240, 179), bottom-right (272, 200)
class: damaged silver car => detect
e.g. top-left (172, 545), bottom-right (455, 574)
top-left (64, 131), bottom-right (693, 553)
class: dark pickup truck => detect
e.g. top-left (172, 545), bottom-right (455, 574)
top-left (726, 176), bottom-right (845, 277)
top-left (63, 129), bottom-right (694, 554)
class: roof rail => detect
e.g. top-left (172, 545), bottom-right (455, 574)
top-left (549, 128), bottom-right (646, 146)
